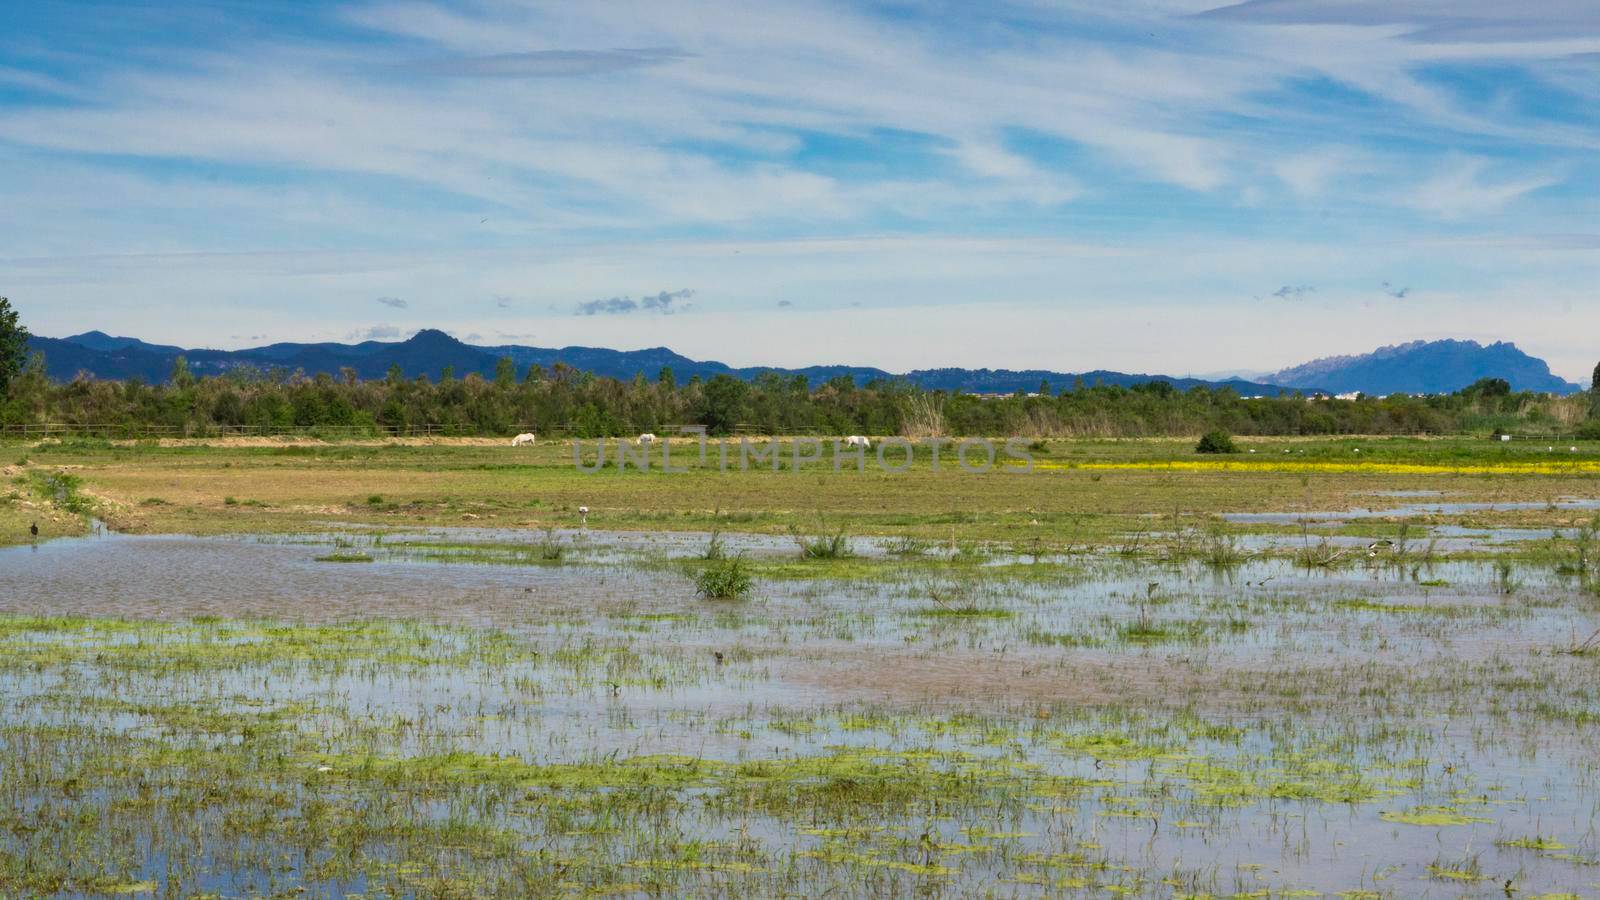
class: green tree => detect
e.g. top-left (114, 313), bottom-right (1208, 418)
top-left (494, 356), bottom-right (516, 388)
top-left (1591, 361), bottom-right (1599, 393)
top-left (1464, 377), bottom-right (1511, 398)
top-left (699, 374), bottom-right (749, 435)
top-left (170, 356), bottom-right (196, 388)
top-left (0, 297), bottom-right (31, 395)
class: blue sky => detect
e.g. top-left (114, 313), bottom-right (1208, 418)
top-left (3, 0), bottom-right (1598, 378)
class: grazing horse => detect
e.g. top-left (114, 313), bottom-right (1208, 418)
top-left (510, 433), bottom-right (536, 447)
top-left (843, 435), bottom-right (871, 449)
top-left (637, 433), bottom-right (657, 445)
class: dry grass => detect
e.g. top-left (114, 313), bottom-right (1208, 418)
top-left (8, 435), bottom-right (1599, 548)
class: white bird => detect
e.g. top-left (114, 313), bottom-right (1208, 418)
top-left (578, 505), bottom-right (590, 527)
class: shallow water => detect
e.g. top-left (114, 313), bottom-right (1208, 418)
top-left (2, 526), bottom-right (1598, 896)
top-left (1223, 495), bottom-right (1600, 524)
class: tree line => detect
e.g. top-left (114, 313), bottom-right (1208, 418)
top-left (2, 355), bottom-right (1593, 439)
top-left (0, 299), bottom-right (1594, 439)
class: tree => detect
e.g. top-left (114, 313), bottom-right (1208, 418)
top-left (0, 297), bottom-right (31, 395)
top-left (1591, 361), bottom-right (1600, 393)
top-left (170, 356), bottom-right (195, 388)
top-left (494, 356), bottom-right (516, 388)
top-left (699, 374), bottom-right (749, 435)
top-left (1463, 377), bottom-right (1511, 398)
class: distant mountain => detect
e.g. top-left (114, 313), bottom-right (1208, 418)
top-left (27, 328), bottom-right (1302, 395)
top-left (1269, 339), bottom-right (1581, 395)
top-left (61, 331), bottom-right (186, 355)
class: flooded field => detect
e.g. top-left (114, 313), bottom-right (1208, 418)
top-left (3, 523), bottom-right (1599, 897)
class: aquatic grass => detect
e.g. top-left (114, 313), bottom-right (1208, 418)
top-left (314, 551), bottom-right (374, 563)
top-left (696, 555), bottom-right (754, 600)
top-left (794, 527), bottom-right (855, 560)
top-left (914, 604), bottom-right (1015, 620)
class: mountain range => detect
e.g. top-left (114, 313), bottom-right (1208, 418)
top-left (24, 330), bottom-right (1585, 397)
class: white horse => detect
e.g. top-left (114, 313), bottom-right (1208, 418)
top-left (844, 435), bottom-right (871, 449)
top-left (510, 433), bottom-right (536, 446)
top-left (638, 433), bottom-right (657, 445)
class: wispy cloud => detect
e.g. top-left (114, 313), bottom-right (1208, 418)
top-left (1381, 281), bottom-right (1411, 299)
top-left (1405, 157), bottom-right (1561, 220)
top-left (1198, 1), bottom-right (1600, 43)
top-left (375, 296), bottom-right (407, 309)
top-left (575, 288), bottom-right (695, 316)
top-left (405, 48), bottom-right (691, 78)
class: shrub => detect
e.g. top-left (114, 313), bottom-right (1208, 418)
top-left (793, 526), bottom-right (855, 559)
top-left (535, 527), bottom-right (565, 562)
top-left (696, 555), bottom-right (753, 599)
top-left (1195, 430), bottom-right (1238, 454)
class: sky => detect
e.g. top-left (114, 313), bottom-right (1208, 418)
top-left (2, 0), bottom-right (1598, 379)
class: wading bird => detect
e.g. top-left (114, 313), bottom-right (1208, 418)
top-left (29, 522), bottom-right (38, 540)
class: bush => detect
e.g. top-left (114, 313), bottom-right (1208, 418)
top-left (696, 555), bottom-right (753, 599)
top-left (1195, 430), bottom-right (1238, 454)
